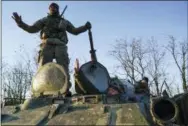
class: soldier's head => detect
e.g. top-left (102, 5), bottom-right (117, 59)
top-left (142, 77), bottom-right (149, 83)
top-left (139, 77), bottom-right (149, 89)
top-left (49, 2), bottom-right (59, 15)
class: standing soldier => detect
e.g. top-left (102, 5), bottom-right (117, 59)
top-left (12, 2), bottom-right (91, 96)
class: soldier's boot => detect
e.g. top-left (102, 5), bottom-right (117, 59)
top-left (64, 76), bottom-right (72, 97)
top-left (65, 89), bottom-right (72, 97)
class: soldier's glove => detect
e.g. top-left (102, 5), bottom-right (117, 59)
top-left (85, 21), bottom-right (92, 30)
top-left (12, 12), bottom-right (23, 25)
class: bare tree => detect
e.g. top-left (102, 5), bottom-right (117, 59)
top-left (109, 37), bottom-right (173, 96)
top-left (109, 38), bottom-right (152, 85)
top-left (147, 37), bottom-right (168, 96)
top-left (134, 39), bottom-right (150, 79)
top-left (2, 46), bottom-right (37, 105)
top-left (2, 59), bottom-right (35, 104)
top-left (110, 38), bottom-right (149, 85)
top-left (166, 36), bottom-right (188, 92)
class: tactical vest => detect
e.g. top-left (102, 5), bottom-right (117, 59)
top-left (40, 15), bottom-right (68, 44)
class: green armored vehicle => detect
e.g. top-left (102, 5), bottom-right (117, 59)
top-left (2, 30), bottom-right (188, 126)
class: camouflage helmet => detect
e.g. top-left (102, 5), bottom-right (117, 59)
top-left (142, 77), bottom-right (149, 83)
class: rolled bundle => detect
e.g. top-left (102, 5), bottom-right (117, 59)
top-left (32, 63), bottom-right (68, 96)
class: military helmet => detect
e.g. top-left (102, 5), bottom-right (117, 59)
top-left (49, 2), bottom-right (59, 10)
top-left (142, 77), bottom-right (149, 83)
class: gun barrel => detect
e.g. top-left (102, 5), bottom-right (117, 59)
top-left (150, 97), bottom-right (179, 125)
top-left (60, 5), bottom-right (68, 17)
top-left (88, 29), bottom-right (97, 62)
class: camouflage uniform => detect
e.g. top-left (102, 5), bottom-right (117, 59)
top-left (17, 13), bottom-right (89, 90)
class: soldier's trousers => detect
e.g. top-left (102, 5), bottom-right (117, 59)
top-left (38, 43), bottom-right (71, 90)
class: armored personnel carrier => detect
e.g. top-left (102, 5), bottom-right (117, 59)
top-left (2, 29), bottom-right (188, 126)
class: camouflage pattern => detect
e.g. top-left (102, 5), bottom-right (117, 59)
top-left (1, 95), bottom-right (151, 125)
top-left (17, 14), bottom-right (88, 91)
top-left (2, 93), bottom-right (188, 126)
top-left (38, 43), bottom-right (70, 86)
top-left (18, 14), bottom-right (87, 43)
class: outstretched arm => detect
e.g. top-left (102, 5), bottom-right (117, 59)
top-left (66, 20), bottom-right (91, 35)
top-left (12, 12), bottom-right (45, 33)
top-left (18, 19), bottom-right (44, 33)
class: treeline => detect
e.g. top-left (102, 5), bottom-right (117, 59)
top-left (109, 36), bottom-right (188, 96)
top-left (1, 35), bottom-right (187, 105)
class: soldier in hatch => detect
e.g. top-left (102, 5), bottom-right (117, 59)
top-left (12, 2), bottom-right (91, 96)
top-left (135, 77), bottom-right (150, 94)
top-left (134, 77), bottom-right (150, 103)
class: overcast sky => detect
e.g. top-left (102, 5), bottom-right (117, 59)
top-left (2, 1), bottom-right (188, 93)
